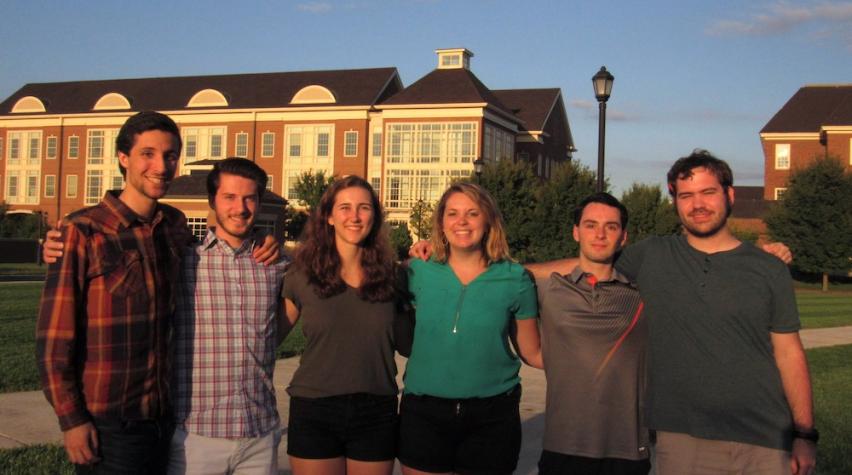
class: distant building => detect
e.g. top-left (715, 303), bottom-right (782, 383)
top-left (760, 84), bottom-right (852, 201)
top-left (0, 48), bottom-right (574, 238)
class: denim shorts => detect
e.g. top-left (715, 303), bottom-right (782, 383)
top-left (398, 385), bottom-right (522, 475)
top-left (287, 392), bottom-right (398, 461)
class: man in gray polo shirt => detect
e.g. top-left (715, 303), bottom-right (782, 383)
top-left (534, 192), bottom-right (650, 475)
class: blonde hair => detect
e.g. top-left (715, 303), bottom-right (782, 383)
top-left (429, 182), bottom-right (512, 264)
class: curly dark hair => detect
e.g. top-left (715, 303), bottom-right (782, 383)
top-left (293, 176), bottom-right (397, 302)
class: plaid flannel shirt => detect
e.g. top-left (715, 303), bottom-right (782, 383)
top-left (172, 230), bottom-right (288, 438)
top-left (37, 191), bottom-right (191, 431)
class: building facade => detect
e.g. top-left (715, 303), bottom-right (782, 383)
top-left (760, 84), bottom-right (852, 201)
top-left (0, 48), bottom-right (574, 237)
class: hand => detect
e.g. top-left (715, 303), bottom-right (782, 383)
top-left (790, 438), bottom-right (816, 475)
top-left (408, 240), bottom-right (433, 261)
top-left (252, 233), bottom-right (282, 266)
top-left (43, 225), bottom-right (64, 264)
top-left (762, 242), bottom-right (792, 264)
top-left (63, 422), bottom-right (100, 466)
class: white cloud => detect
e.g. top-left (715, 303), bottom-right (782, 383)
top-left (296, 2), bottom-right (333, 13)
top-left (570, 99), bottom-right (641, 122)
top-left (707, 1), bottom-right (852, 49)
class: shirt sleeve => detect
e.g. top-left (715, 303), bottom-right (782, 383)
top-left (614, 236), bottom-right (654, 281)
top-left (35, 222), bottom-right (91, 431)
top-left (513, 268), bottom-right (538, 320)
top-left (768, 264), bottom-right (801, 333)
top-left (283, 268), bottom-right (302, 309)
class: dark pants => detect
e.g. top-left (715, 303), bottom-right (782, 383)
top-left (75, 417), bottom-right (173, 474)
top-left (538, 450), bottom-right (651, 475)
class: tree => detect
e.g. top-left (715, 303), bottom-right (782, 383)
top-left (283, 208), bottom-right (309, 242)
top-left (620, 183), bottom-right (680, 244)
top-left (766, 157), bottom-right (852, 291)
top-left (527, 160), bottom-right (597, 262)
top-left (293, 170), bottom-right (334, 212)
top-left (409, 200), bottom-right (434, 240)
top-left (475, 159), bottom-right (539, 262)
top-left (389, 222), bottom-right (414, 261)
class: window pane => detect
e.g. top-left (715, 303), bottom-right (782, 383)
top-left (235, 133), bottom-right (248, 157)
top-left (210, 135), bottom-right (223, 158)
top-left (289, 133), bottom-right (301, 157)
top-left (66, 175), bottom-right (78, 197)
top-left (68, 136), bottom-right (79, 158)
top-left (45, 175), bottom-right (56, 197)
top-left (47, 137), bottom-right (57, 158)
top-left (344, 131), bottom-right (358, 156)
top-left (262, 133), bottom-right (275, 157)
top-left (317, 133), bottom-right (329, 157)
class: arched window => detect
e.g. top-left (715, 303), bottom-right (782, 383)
top-left (11, 96), bottom-right (46, 113)
top-left (187, 89), bottom-right (229, 107)
top-left (93, 92), bottom-right (132, 110)
top-left (290, 85), bottom-right (336, 104)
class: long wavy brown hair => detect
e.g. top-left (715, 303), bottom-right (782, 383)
top-left (294, 176), bottom-right (397, 302)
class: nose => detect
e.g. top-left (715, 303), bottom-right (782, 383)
top-left (151, 153), bottom-right (168, 174)
top-left (595, 225), bottom-right (606, 238)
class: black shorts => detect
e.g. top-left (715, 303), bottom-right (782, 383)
top-left (398, 385), bottom-right (522, 475)
top-left (538, 450), bottom-right (651, 475)
top-left (286, 392), bottom-right (398, 461)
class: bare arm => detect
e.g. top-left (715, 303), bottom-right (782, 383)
top-left (525, 258), bottom-right (578, 280)
top-left (511, 318), bottom-right (543, 369)
top-left (762, 242), bottom-right (792, 265)
top-left (771, 331), bottom-right (816, 475)
top-left (252, 233), bottom-right (282, 266)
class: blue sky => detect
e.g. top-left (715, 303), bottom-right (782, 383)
top-left (2, 0), bottom-right (850, 194)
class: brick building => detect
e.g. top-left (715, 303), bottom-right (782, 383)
top-left (0, 48), bottom-right (574, 238)
top-left (760, 84), bottom-right (852, 201)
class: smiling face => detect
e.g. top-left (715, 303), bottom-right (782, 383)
top-left (211, 172), bottom-right (259, 248)
top-left (441, 191), bottom-right (487, 254)
top-left (327, 186), bottom-right (375, 248)
top-left (573, 202), bottom-right (627, 265)
top-left (117, 129), bottom-right (180, 216)
top-left (674, 166), bottom-right (733, 238)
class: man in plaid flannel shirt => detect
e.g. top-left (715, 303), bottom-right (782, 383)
top-left (168, 158), bottom-right (290, 474)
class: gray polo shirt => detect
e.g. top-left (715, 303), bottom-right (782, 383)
top-left (538, 266), bottom-right (648, 460)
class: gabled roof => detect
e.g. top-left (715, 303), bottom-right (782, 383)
top-left (379, 68), bottom-right (515, 119)
top-left (165, 174), bottom-right (286, 205)
top-left (0, 68), bottom-right (402, 115)
top-left (492, 88), bottom-right (561, 132)
top-left (761, 84), bottom-right (852, 133)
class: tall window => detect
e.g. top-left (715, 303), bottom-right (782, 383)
top-left (66, 175), bottom-right (78, 198)
top-left (262, 132), bottom-right (275, 157)
top-left (68, 136), bottom-right (79, 159)
top-left (0, 137), bottom-right (3, 160)
top-left (775, 144), bottom-right (790, 170)
top-left (186, 217), bottom-right (208, 240)
top-left (88, 130), bottom-right (105, 164)
top-left (6, 175), bottom-right (19, 203)
top-left (26, 171), bottom-right (38, 204)
top-left (372, 129), bottom-right (382, 157)
top-left (46, 136), bottom-right (57, 159)
top-left (86, 170), bottom-right (103, 205)
top-left (317, 132), bottom-right (329, 157)
top-left (235, 132), bottom-right (248, 158)
top-left (28, 135), bottom-right (41, 162)
top-left (9, 136), bottom-right (20, 161)
top-left (266, 175), bottom-right (274, 192)
top-left (289, 130), bottom-right (302, 157)
top-left (44, 175), bottom-right (56, 198)
top-left (774, 188), bottom-right (787, 200)
top-left (344, 131), bottom-right (358, 157)
top-left (181, 127), bottom-right (226, 164)
top-left (386, 123), bottom-right (477, 164)
top-left (111, 174), bottom-right (124, 191)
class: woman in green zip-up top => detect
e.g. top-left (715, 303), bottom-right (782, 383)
top-left (399, 182), bottom-right (542, 475)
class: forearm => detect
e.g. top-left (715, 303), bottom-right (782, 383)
top-left (772, 332), bottom-right (814, 430)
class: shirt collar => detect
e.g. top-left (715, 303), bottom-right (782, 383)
top-left (101, 190), bottom-right (167, 231)
top-left (200, 227), bottom-right (254, 255)
top-left (567, 265), bottom-right (631, 285)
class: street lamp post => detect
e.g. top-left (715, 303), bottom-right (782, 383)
top-left (592, 66), bottom-right (614, 192)
top-left (473, 157), bottom-right (484, 180)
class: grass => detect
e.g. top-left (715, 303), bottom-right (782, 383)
top-left (0, 444), bottom-right (73, 474)
top-left (808, 344), bottom-right (852, 475)
top-left (0, 263), bottom-right (46, 275)
top-left (797, 291), bottom-right (852, 329)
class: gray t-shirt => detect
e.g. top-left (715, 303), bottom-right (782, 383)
top-left (283, 268), bottom-right (402, 398)
top-left (616, 235), bottom-right (800, 451)
top-left (538, 267), bottom-right (648, 461)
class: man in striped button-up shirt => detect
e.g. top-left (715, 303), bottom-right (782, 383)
top-left (168, 158), bottom-right (290, 474)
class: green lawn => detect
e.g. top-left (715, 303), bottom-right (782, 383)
top-left (797, 290), bottom-right (852, 329)
top-left (0, 263), bottom-right (46, 275)
top-left (0, 444), bottom-right (73, 474)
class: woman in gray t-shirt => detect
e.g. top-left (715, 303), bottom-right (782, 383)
top-left (282, 176), bottom-right (411, 475)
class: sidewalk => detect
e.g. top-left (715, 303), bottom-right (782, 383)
top-left (2, 326), bottom-right (851, 474)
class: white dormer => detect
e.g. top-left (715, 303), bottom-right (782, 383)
top-left (436, 48), bottom-right (473, 70)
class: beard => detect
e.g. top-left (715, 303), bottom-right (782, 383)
top-left (680, 197), bottom-right (731, 238)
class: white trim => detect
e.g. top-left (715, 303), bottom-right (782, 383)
top-left (774, 187), bottom-right (787, 200)
top-left (760, 132), bottom-right (820, 140)
top-left (344, 131), bottom-right (358, 157)
top-left (44, 174), bottom-right (56, 198)
top-left (65, 175), bottom-right (78, 198)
